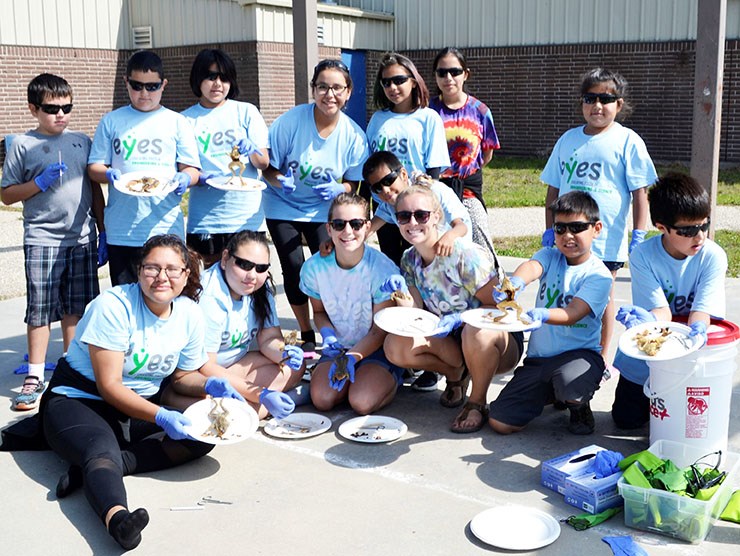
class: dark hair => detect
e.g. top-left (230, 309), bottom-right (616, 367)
top-left (373, 52), bottom-right (429, 110)
top-left (549, 191), bottom-right (601, 222)
top-left (126, 50), bottom-right (164, 80)
top-left (362, 150), bottom-right (404, 181)
top-left (225, 231), bottom-right (275, 331)
top-left (431, 47), bottom-right (469, 95)
top-left (328, 192), bottom-right (370, 221)
top-left (139, 234), bottom-right (203, 301)
top-left (579, 67), bottom-right (632, 119)
top-left (27, 73), bottom-right (73, 106)
top-left (648, 172), bottom-right (710, 227)
top-left (311, 59), bottom-right (352, 90)
top-left (189, 49), bottom-right (240, 99)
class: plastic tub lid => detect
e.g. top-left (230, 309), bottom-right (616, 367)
top-left (672, 315), bottom-right (740, 346)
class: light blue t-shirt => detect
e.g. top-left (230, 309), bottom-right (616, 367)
top-left (300, 245), bottom-right (399, 347)
top-left (262, 103), bottom-right (369, 222)
top-left (613, 236), bottom-right (727, 385)
top-left (59, 284), bottom-right (209, 400)
top-left (540, 122), bottom-right (657, 262)
top-left (527, 248), bottom-right (613, 358)
top-left (199, 263), bottom-right (280, 367)
top-left (88, 105), bottom-right (201, 246)
top-left (182, 99), bottom-right (269, 233)
top-left (366, 107), bottom-right (450, 174)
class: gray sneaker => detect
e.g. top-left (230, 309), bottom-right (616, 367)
top-left (13, 377), bottom-right (45, 411)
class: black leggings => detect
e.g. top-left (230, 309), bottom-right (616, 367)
top-left (42, 394), bottom-right (213, 521)
top-left (266, 219), bottom-right (329, 306)
top-left (107, 244), bottom-right (143, 286)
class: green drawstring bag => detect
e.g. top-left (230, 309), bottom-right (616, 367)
top-left (565, 507), bottom-right (622, 531)
top-left (720, 490), bottom-right (740, 523)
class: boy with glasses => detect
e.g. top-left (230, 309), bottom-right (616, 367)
top-left (1, 73), bottom-right (105, 410)
top-left (87, 50), bottom-right (200, 285)
top-left (612, 173), bottom-right (726, 429)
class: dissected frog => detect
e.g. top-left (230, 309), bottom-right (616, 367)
top-left (330, 348), bottom-right (350, 383)
top-left (203, 396), bottom-right (231, 439)
top-left (126, 176), bottom-right (160, 193)
top-left (634, 327), bottom-right (672, 356)
top-left (492, 276), bottom-right (526, 323)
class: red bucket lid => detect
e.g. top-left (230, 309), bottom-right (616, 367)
top-left (672, 315), bottom-right (740, 346)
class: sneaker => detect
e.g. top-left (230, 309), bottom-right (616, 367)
top-left (567, 402), bottom-right (595, 435)
top-left (411, 371), bottom-right (440, 392)
top-left (13, 376), bottom-right (45, 411)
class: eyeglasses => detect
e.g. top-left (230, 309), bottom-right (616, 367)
top-left (329, 218), bottom-right (368, 231)
top-left (127, 79), bottom-right (163, 92)
top-left (141, 264), bottom-right (187, 279)
top-left (206, 71), bottom-right (227, 82)
top-left (553, 221), bottom-right (596, 235)
top-left (380, 75), bottom-right (413, 88)
top-left (396, 210), bottom-right (432, 225)
top-left (369, 168), bottom-right (402, 193)
top-left (667, 219), bottom-right (710, 237)
top-left (315, 83), bottom-right (348, 96)
top-left (582, 93), bottom-right (619, 105)
top-left (435, 67), bottom-right (465, 78)
top-left (231, 254), bottom-right (270, 273)
top-left (37, 103), bottom-right (74, 115)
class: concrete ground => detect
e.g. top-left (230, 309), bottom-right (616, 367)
top-left (0, 211), bottom-right (739, 554)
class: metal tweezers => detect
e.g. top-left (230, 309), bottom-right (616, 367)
top-left (198, 496), bottom-right (232, 506)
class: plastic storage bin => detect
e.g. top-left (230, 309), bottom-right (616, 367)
top-left (617, 439), bottom-right (739, 543)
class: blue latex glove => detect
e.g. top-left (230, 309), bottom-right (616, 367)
top-left (319, 326), bottom-right (344, 358)
top-left (602, 536), bottom-right (649, 556)
top-left (259, 388), bottom-right (295, 420)
top-left (689, 321), bottom-right (708, 346)
top-left (277, 168), bottom-right (296, 194)
top-left (204, 376), bottom-right (246, 402)
top-left (493, 275), bottom-right (525, 304)
top-left (282, 344), bottom-right (304, 372)
top-left (313, 181), bottom-right (345, 201)
top-left (591, 450), bottom-right (624, 479)
top-left (97, 231), bottom-right (108, 267)
top-left (616, 305), bottom-right (656, 329)
top-left (155, 407), bottom-right (192, 440)
top-left (380, 274), bottom-right (410, 296)
top-left (236, 137), bottom-right (261, 156)
top-left (432, 313), bottom-right (463, 338)
top-left (541, 227), bottom-right (555, 247)
top-left (173, 171), bottom-right (191, 195)
top-left (629, 229), bottom-right (647, 254)
top-left (198, 171), bottom-right (216, 186)
top-left (34, 162), bottom-right (67, 191)
top-left (329, 354), bottom-right (357, 391)
top-left (525, 307), bottom-right (550, 327)
top-left (105, 168), bottom-right (122, 184)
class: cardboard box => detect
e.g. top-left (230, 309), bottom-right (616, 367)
top-left (541, 444), bottom-right (607, 494)
top-left (564, 470), bottom-right (623, 514)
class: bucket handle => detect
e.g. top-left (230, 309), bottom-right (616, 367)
top-left (643, 363), bottom-right (699, 399)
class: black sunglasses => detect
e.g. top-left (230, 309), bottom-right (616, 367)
top-left (370, 167), bottom-right (402, 193)
top-left (381, 75), bottom-right (413, 88)
top-left (37, 103), bottom-right (74, 115)
top-left (553, 221), bottom-right (596, 235)
top-left (396, 210), bottom-right (432, 225)
top-left (329, 218), bottom-right (368, 231)
top-left (231, 254), bottom-right (270, 273)
top-left (667, 218), bottom-right (710, 237)
top-left (582, 93), bottom-right (619, 105)
top-left (206, 71), bottom-right (228, 82)
top-left (435, 67), bottom-right (465, 78)
top-left (127, 79), bottom-right (163, 92)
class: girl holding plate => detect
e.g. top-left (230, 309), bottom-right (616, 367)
top-left (382, 186), bottom-right (524, 433)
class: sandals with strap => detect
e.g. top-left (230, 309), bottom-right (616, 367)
top-left (450, 401), bottom-right (490, 434)
top-left (440, 367), bottom-right (470, 408)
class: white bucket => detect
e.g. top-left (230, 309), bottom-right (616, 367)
top-left (644, 319), bottom-right (739, 454)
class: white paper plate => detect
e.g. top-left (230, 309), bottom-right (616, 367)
top-left (114, 170), bottom-right (176, 197)
top-left (263, 412), bottom-right (332, 439)
top-left (182, 397), bottom-right (259, 445)
top-left (373, 307), bottom-right (440, 337)
top-left (338, 415), bottom-right (408, 443)
top-left (461, 307), bottom-right (541, 332)
top-left (470, 506), bottom-right (560, 550)
top-left (618, 321), bottom-right (702, 361)
top-left (205, 175), bottom-right (266, 192)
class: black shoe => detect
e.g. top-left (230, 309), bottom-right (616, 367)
top-left (568, 403), bottom-right (595, 435)
top-left (412, 371), bottom-right (439, 392)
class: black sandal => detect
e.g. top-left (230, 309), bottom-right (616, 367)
top-left (440, 368), bottom-right (470, 408)
top-left (450, 401), bottom-right (489, 433)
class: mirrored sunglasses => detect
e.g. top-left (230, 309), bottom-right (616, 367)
top-left (232, 254), bottom-right (270, 273)
top-left (37, 103), bottom-right (73, 115)
top-left (329, 218), bottom-right (368, 231)
top-left (396, 210), bottom-right (432, 225)
top-left (553, 221), bottom-right (596, 235)
top-left (127, 79), bottom-right (163, 92)
top-left (582, 93), bottom-right (619, 105)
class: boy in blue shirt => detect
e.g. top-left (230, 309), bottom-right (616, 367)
top-left (489, 191), bottom-right (613, 435)
top-left (612, 173), bottom-right (725, 429)
top-left (1, 73), bottom-right (105, 410)
top-left (88, 50), bottom-right (200, 285)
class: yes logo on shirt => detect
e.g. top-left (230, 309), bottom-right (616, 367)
top-left (370, 134), bottom-right (409, 156)
top-left (113, 134), bottom-right (164, 161)
top-left (196, 129), bottom-right (238, 154)
top-left (286, 159), bottom-right (336, 184)
top-left (538, 280), bottom-right (573, 309)
top-left (558, 154), bottom-right (602, 185)
top-left (125, 346), bottom-right (177, 378)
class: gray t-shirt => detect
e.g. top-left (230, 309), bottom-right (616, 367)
top-left (1, 129), bottom-right (96, 246)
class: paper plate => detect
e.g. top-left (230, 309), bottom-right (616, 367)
top-left (205, 175), bottom-right (266, 192)
top-left (182, 397), bottom-right (259, 445)
top-left (461, 307), bottom-right (541, 332)
top-left (114, 170), bottom-right (176, 197)
top-left (373, 307), bottom-right (440, 337)
top-left (263, 412), bottom-right (332, 439)
top-left (470, 506), bottom-right (560, 550)
top-left (338, 415), bottom-right (408, 443)
top-left (618, 321), bottom-right (702, 361)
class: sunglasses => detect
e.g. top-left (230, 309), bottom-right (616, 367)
top-left (553, 221), bottom-right (596, 235)
top-left (329, 218), bottom-right (368, 231)
top-left (582, 93), bottom-right (620, 105)
top-left (435, 67), bottom-right (465, 78)
top-left (127, 79), bottom-right (163, 92)
top-left (231, 254), bottom-right (270, 273)
top-left (396, 210), bottom-right (432, 225)
top-left (380, 75), bottom-right (413, 88)
top-left (667, 218), bottom-right (710, 237)
top-left (370, 167), bottom-right (402, 193)
top-left (37, 103), bottom-right (74, 115)
top-left (206, 71), bottom-right (228, 82)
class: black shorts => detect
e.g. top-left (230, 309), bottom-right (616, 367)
top-left (603, 261), bottom-right (625, 272)
top-left (186, 232), bottom-right (233, 257)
